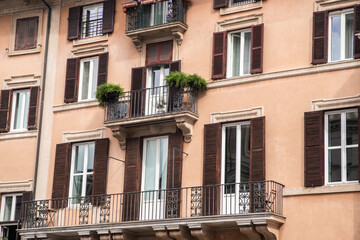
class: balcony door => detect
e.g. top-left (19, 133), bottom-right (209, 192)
top-left (140, 136), bottom-right (168, 220)
top-left (221, 122), bottom-right (251, 214)
top-left (145, 65), bottom-right (169, 115)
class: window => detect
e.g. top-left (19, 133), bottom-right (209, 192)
top-left (227, 29), bottom-right (252, 77)
top-left (140, 0), bottom-right (170, 28)
top-left (146, 41), bottom-right (173, 66)
top-left (69, 142), bottom-right (95, 204)
top-left (329, 9), bottom-right (354, 62)
top-left (325, 109), bottom-right (358, 184)
top-left (15, 17), bottom-right (39, 51)
top-left (81, 4), bottom-right (104, 38)
top-left (0, 194), bottom-right (22, 222)
top-left (230, 0), bottom-right (257, 7)
top-left (10, 89), bottom-right (30, 131)
top-left (79, 57), bottom-right (99, 101)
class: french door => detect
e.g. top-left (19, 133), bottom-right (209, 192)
top-left (140, 136), bottom-right (168, 220)
top-left (221, 122), bottom-right (251, 214)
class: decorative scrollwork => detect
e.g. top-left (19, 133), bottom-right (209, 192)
top-left (172, 91), bottom-right (184, 112)
top-left (253, 182), bottom-right (266, 213)
top-left (79, 198), bottom-right (90, 225)
top-left (126, 7), bottom-right (138, 31)
top-left (167, 190), bottom-right (179, 218)
top-left (107, 102), bottom-right (128, 121)
top-left (37, 200), bottom-right (50, 227)
top-left (190, 187), bottom-right (202, 217)
top-left (238, 184), bottom-right (250, 214)
top-left (100, 195), bottom-right (111, 223)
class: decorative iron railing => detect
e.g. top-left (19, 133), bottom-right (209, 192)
top-left (21, 181), bottom-right (283, 229)
top-left (81, 17), bottom-right (103, 38)
top-left (125, 0), bottom-right (187, 31)
top-left (104, 86), bottom-right (197, 122)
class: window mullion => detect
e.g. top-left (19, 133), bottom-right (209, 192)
top-left (20, 92), bottom-right (26, 129)
top-left (82, 144), bottom-right (89, 197)
top-left (341, 112), bottom-right (346, 182)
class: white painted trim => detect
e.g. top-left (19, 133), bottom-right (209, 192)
top-left (210, 107), bottom-right (263, 124)
top-left (62, 128), bottom-right (106, 143)
top-left (53, 100), bottom-right (99, 113)
top-left (10, 89), bottom-right (30, 132)
top-left (73, 34), bottom-right (108, 47)
top-left (71, 44), bottom-right (108, 58)
top-left (78, 56), bottom-right (99, 102)
top-left (311, 94), bottom-right (360, 111)
top-left (0, 180), bottom-right (33, 193)
top-left (314, 0), bottom-right (358, 12)
top-left (216, 13), bottom-right (263, 32)
top-left (283, 183), bottom-right (360, 196)
top-left (0, 130), bottom-right (37, 140)
top-left (0, 193), bottom-right (23, 222)
top-left (220, 0), bottom-right (262, 16)
top-left (3, 74), bottom-right (41, 90)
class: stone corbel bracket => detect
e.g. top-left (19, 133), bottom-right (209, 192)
top-left (171, 29), bottom-right (184, 46)
top-left (175, 113), bottom-right (198, 143)
top-left (110, 126), bottom-right (128, 150)
top-left (130, 36), bottom-right (143, 53)
top-left (237, 217), bottom-right (285, 240)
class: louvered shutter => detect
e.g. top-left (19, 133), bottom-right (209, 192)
top-left (0, 90), bottom-right (12, 133)
top-left (67, 6), bottom-right (81, 40)
top-left (168, 61), bottom-right (181, 112)
top-left (52, 143), bottom-right (72, 208)
top-left (130, 67), bottom-right (146, 117)
top-left (97, 52), bottom-right (109, 86)
top-left (92, 138), bottom-right (110, 205)
top-left (250, 117), bottom-right (265, 181)
top-left (354, 5), bottom-right (360, 59)
top-left (27, 86), bottom-right (39, 130)
top-left (212, 32), bottom-right (227, 80)
top-left (20, 192), bottom-right (32, 219)
top-left (64, 58), bottom-right (79, 103)
top-left (15, 19), bottom-right (27, 50)
top-left (25, 17), bottom-right (38, 49)
top-left (213, 0), bottom-right (228, 9)
top-left (304, 111), bottom-right (324, 187)
top-left (102, 0), bottom-right (115, 34)
top-left (250, 24), bottom-right (264, 74)
top-left (166, 131), bottom-right (183, 218)
top-left (14, 195), bottom-right (22, 221)
top-left (203, 123), bottom-right (222, 216)
top-left (312, 11), bottom-right (328, 64)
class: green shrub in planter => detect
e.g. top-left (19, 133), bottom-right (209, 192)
top-left (96, 83), bottom-right (124, 108)
top-left (187, 73), bottom-right (208, 92)
top-left (165, 71), bottom-right (188, 90)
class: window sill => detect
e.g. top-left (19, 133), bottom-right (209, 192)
top-left (220, 1), bottom-right (262, 16)
top-left (53, 100), bottom-right (99, 113)
top-left (8, 47), bottom-right (41, 56)
top-left (283, 183), bottom-right (360, 197)
top-left (0, 130), bottom-right (37, 140)
top-left (73, 34), bottom-right (108, 47)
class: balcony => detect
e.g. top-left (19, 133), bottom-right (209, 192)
top-left (104, 86), bottom-right (198, 149)
top-left (19, 181), bottom-right (285, 239)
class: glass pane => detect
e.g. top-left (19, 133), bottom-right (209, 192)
top-left (154, 1), bottom-right (166, 25)
top-left (14, 196), bottom-right (22, 220)
top-left (81, 61), bottom-right (90, 100)
top-left (71, 176), bottom-right (83, 204)
top-left (91, 58), bottom-right (99, 99)
top-left (86, 174), bottom-right (93, 197)
top-left (159, 138), bottom-right (168, 199)
top-left (87, 143), bottom-right (95, 172)
top-left (328, 114), bottom-right (341, 147)
top-left (330, 15), bottom-right (341, 61)
top-left (144, 140), bottom-right (157, 198)
top-left (23, 91), bottom-right (30, 128)
top-left (147, 45), bottom-right (158, 63)
top-left (232, 33), bottom-right (241, 77)
top-left (345, 13), bottom-right (354, 59)
top-left (13, 92), bottom-right (21, 129)
top-left (243, 32), bottom-right (251, 75)
top-left (3, 196), bottom-right (13, 221)
top-left (225, 126), bottom-right (237, 194)
top-left (328, 149), bottom-right (341, 182)
top-left (97, 7), bottom-right (104, 35)
top-left (347, 147), bottom-right (358, 181)
top-left (151, 67), bottom-right (161, 95)
top-left (74, 145), bottom-right (85, 173)
top-left (160, 43), bottom-right (171, 61)
top-left (346, 111), bottom-right (358, 145)
top-left (241, 125), bottom-right (250, 182)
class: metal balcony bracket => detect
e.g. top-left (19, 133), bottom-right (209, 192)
top-left (110, 126), bottom-right (128, 150)
top-left (188, 224), bottom-right (214, 240)
top-left (167, 225), bottom-right (194, 240)
top-left (175, 115), bottom-right (196, 143)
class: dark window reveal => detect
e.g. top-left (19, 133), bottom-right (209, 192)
top-left (15, 17), bottom-right (39, 50)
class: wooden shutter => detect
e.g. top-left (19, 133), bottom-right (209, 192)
top-left (212, 32), bottom-right (227, 80)
top-left (15, 19), bottom-right (27, 50)
top-left (250, 117), bottom-right (265, 181)
top-left (27, 86), bottom-right (39, 130)
top-left (250, 24), bottom-right (264, 74)
top-left (170, 60), bottom-right (181, 73)
top-left (304, 111), bottom-right (324, 187)
top-left (168, 61), bottom-right (181, 112)
top-left (354, 5), bottom-right (360, 59)
top-left (213, 0), bottom-right (228, 9)
top-left (67, 6), bottom-right (81, 40)
top-left (64, 58), bottom-right (79, 103)
top-left (0, 90), bottom-right (12, 133)
top-left (26, 17), bottom-right (38, 49)
top-left (312, 11), bottom-right (328, 64)
top-left (51, 143), bottom-right (72, 208)
top-left (102, 0), bottom-right (115, 34)
top-left (130, 67), bottom-right (146, 117)
top-left (123, 138), bottom-right (142, 221)
top-left (203, 123), bottom-right (221, 216)
top-left (20, 192), bottom-right (33, 219)
top-left (97, 52), bottom-right (109, 86)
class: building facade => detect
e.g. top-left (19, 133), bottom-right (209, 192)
top-left (0, 0), bottom-right (359, 239)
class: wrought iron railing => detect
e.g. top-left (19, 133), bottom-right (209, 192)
top-left (230, 0), bottom-right (258, 7)
top-left (104, 86), bottom-right (197, 122)
top-left (81, 17), bottom-right (103, 38)
top-left (125, 0), bottom-right (187, 31)
top-left (21, 181), bottom-right (283, 229)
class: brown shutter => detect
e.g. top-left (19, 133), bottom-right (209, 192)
top-left (0, 90), bottom-right (12, 133)
top-left (64, 58), bottom-right (79, 103)
top-left (312, 11), bottom-right (328, 64)
top-left (203, 123), bottom-right (221, 216)
top-left (354, 5), bottom-right (360, 59)
top-left (212, 32), bottom-right (227, 80)
top-left (213, 0), bottom-right (228, 9)
top-left (168, 61), bottom-right (181, 112)
top-left (67, 6), bottom-right (81, 40)
top-left (97, 52), bottom-right (109, 86)
top-left (250, 24), bottom-right (264, 74)
top-left (25, 17), bottom-right (38, 49)
top-left (304, 111), bottom-right (324, 187)
top-left (27, 86), bottom-right (39, 130)
top-left (102, 0), bottom-right (115, 34)
top-left (130, 67), bottom-right (146, 117)
top-left (169, 60), bottom-right (181, 73)
top-left (250, 117), bottom-right (265, 181)
top-left (15, 19), bottom-right (27, 50)
top-left (20, 192), bottom-right (33, 219)
top-left (358, 106), bottom-right (360, 182)
top-left (123, 138), bottom-right (142, 221)
top-left (52, 143), bottom-right (72, 208)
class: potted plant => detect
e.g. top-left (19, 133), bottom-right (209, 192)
top-left (165, 71), bottom-right (188, 91)
top-left (96, 83), bottom-right (124, 108)
top-left (186, 73), bottom-right (208, 92)
top-left (155, 99), bottom-right (167, 113)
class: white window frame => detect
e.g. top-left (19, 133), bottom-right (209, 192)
top-left (227, 29), bottom-right (252, 78)
top-left (78, 56), bottom-right (99, 102)
top-left (10, 89), bottom-right (30, 132)
top-left (324, 108), bottom-right (358, 185)
top-left (68, 142), bottom-right (95, 204)
top-left (82, 3), bottom-right (104, 39)
top-left (328, 8), bottom-right (354, 62)
top-left (229, 0), bottom-right (257, 7)
top-left (0, 194), bottom-right (22, 222)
